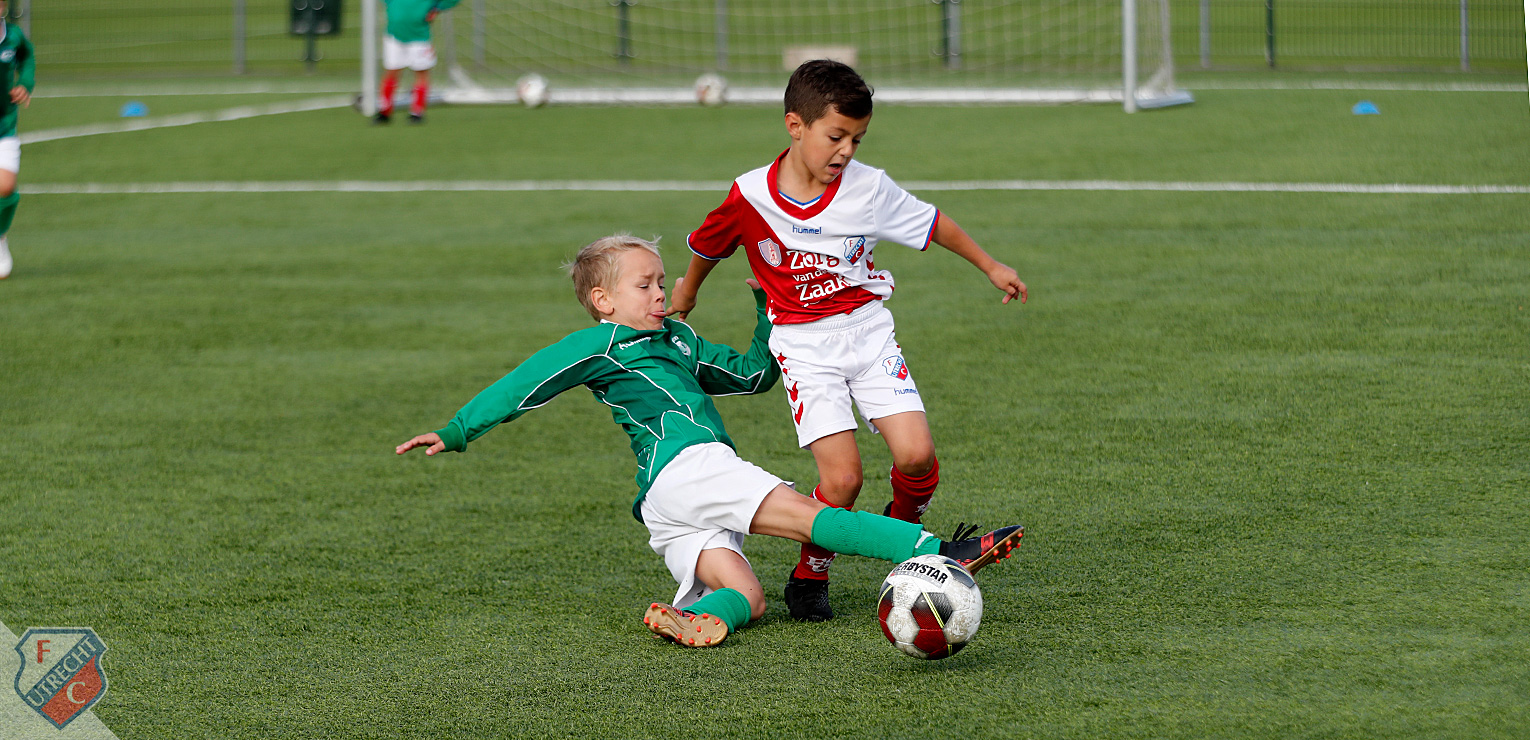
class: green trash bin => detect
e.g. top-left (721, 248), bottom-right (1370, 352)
top-left (291, 0), bottom-right (342, 36)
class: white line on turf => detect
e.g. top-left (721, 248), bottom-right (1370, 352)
top-left (18, 96), bottom-right (354, 145)
top-left (19, 180), bottom-right (1530, 196)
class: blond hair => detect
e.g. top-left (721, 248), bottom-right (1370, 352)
top-left (566, 234), bottom-right (662, 320)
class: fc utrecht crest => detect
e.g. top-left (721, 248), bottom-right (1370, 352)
top-left (757, 238), bottom-right (782, 267)
top-left (13, 628), bottom-right (109, 729)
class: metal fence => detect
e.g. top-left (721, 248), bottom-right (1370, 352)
top-left (1178, 0), bottom-right (1527, 71)
top-left (6, 0), bottom-right (1526, 80)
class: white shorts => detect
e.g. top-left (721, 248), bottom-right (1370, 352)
top-left (638, 443), bottom-right (783, 608)
top-left (769, 300), bottom-right (926, 448)
top-left (383, 36), bottom-right (437, 71)
top-left (0, 137), bottom-right (19, 174)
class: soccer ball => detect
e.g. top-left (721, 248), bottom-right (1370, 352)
top-left (517, 74), bottom-right (549, 108)
top-left (877, 554), bottom-right (982, 660)
top-left (694, 73), bottom-right (728, 107)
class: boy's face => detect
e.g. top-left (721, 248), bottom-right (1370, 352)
top-left (592, 249), bottom-right (667, 331)
top-left (786, 107), bottom-right (871, 185)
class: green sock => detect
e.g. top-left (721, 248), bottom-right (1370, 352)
top-left (685, 587), bottom-right (751, 633)
top-left (0, 192), bottom-right (18, 236)
top-left (809, 508), bottom-right (942, 563)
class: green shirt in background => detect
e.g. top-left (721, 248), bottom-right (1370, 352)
top-left (0, 22), bottom-right (35, 138)
top-left (434, 289), bottom-right (781, 520)
top-left (383, 0), bottom-right (460, 43)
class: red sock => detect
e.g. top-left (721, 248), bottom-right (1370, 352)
top-left (792, 486), bottom-right (839, 581)
top-left (411, 82), bottom-right (429, 116)
top-left (888, 457), bottom-right (939, 523)
top-left (378, 75), bottom-right (398, 115)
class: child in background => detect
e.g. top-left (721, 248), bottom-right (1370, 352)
top-left (375, 0), bottom-right (458, 124)
top-left (0, 0), bottom-right (35, 279)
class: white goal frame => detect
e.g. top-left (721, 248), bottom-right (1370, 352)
top-left (359, 0), bottom-right (1192, 114)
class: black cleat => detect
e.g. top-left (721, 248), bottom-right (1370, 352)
top-left (940, 523), bottom-right (1025, 574)
top-left (372, 111), bottom-right (391, 125)
top-left (784, 574), bottom-right (833, 622)
top-left (407, 113), bottom-right (425, 124)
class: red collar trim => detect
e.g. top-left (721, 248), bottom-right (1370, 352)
top-left (767, 149), bottom-right (842, 220)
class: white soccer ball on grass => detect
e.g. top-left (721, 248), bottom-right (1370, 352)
top-left (517, 74), bottom-right (550, 108)
top-left (877, 554), bottom-right (983, 660)
top-left (694, 73), bottom-right (728, 107)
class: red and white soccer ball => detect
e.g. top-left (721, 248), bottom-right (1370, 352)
top-left (517, 73), bottom-right (549, 108)
top-left (877, 554), bottom-right (983, 660)
top-left (694, 73), bottom-right (728, 107)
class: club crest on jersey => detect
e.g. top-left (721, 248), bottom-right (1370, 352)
top-left (882, 355), bottom-right (909, 380)
top-left (757, 238), bottom-right (783, 267)
top-left (670, 336), bottom-right (691, 356)
top-left (0, 51), bottom-right (13, 63)
top-left (843, 236), bottom-right (868, 264)
top-left (12, 628), bottom-right (109, 729)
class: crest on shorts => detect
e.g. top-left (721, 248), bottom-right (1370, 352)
top-left (882, 355), bottom-right (909, 380)
top-left (13, 628), bottom-right (109, 729)
top-left (843, 236), bottom-right (868, 264)
top-left (757, 238), bottom-right (783, 267)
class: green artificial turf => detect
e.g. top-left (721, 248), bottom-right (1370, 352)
top-left (1, 89), bottom-right (1527, 739)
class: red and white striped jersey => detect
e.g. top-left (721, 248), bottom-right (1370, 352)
top-left (687, 150), bottom-right (939, 325)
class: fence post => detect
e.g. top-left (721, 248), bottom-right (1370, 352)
top-left (233, 0), bottom-right (247, 74)
top-left (715, 0), bottom-right (728, 70)
top-left (1459, 0), bottom-right (1469, 71)
top-left (473, 0), bottom-right (486, 68)
top-left (1264, 0), bottom-right (1275, 68)
top-left (615, 0), bottom-right (633, 64)
top-left (1199, 0), bottom-right (1210, 69)
top-left (17, 0), bottom-right (29, 36)
top-left (941, 0), bottom-right (962, 70)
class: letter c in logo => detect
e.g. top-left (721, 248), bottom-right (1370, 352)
top-left (67, 681), bottom-right (87, 704)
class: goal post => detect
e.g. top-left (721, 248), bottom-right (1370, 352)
top-left (359, 0), bottom-right (1191, 112)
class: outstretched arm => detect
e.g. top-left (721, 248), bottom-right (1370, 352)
top-left (932, 212), bottom-right (1027, 305)
top-left (396, 432), bottom-right (446, 456)
top-left (665, 253), bottom-right (721, 319)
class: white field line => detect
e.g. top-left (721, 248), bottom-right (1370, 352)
top-left (1184, 80), bottom-right (1526, 92)
top-left (18, 96), bottom-right (354, 145)
top-left (19, 180), bottom-right (1530, 196)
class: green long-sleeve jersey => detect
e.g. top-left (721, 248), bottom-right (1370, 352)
top-left (383, 0), bottom-right (460, 43)
top-left (434, 290), bottom-right (780, 520)
top-left (0, 22), bottom-right (35, 138)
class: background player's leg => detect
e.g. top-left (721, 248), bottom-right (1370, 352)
top-left (410, 68), bottom-right (431, 121)
top-left (377, 69), bottom-right (401, 121)
top-left (0, 168), bottom-right (19, 279)
top-left (870, 411), bottom-right (939, 523)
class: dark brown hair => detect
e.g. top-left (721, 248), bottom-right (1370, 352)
top-left (784, 60), bottom-right (873, 125)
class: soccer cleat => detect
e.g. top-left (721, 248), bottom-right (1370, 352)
top-left (940, 523), bottom-right (1025, 574)
top-left (643, 603), bottom-right (727, 647)
top-left (372, 111), bottom-right (391, 125)
top-left (0, 236), bottom-right (10, 279)
top-left (408, 114), bottom-right (425, 125)
top-left (784, 574), bottom-right (833, 622)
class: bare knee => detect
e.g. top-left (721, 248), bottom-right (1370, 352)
top-left (748, 593), bottom-right (767, 621)
top-left (819, 469), bottom-right (863, 501)
top-left (892, 451), bottom-right (936, 479)
top-left (0, 183), bottom-right (14, 199)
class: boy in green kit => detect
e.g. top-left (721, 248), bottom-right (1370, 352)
top-left (374, 0), bottom-right (459, 124)
top-left (0, 0), bottom-right (34, 279)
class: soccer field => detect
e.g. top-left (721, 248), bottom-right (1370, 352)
top-left (2, 89), bottom-right (1528, 737)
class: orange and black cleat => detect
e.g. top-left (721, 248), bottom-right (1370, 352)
top-left (643, 603), bottom-right (728, 647)
top-left (941, 523), bottom-right (1025, 574)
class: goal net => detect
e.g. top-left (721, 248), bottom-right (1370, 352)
top-left (361, 0), bottom-right (1191, 112)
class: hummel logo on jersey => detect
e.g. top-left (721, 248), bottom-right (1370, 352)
top-left (670, 337), bottom-right (691, 356)
top-left (843, 236), bottom-right (867, 264)
top-left (791, 224), bottom-right (822, 235)
top-left (618, 337), bottom-right (649, 350)
top-left (757, 238), bottom-right (783, 267)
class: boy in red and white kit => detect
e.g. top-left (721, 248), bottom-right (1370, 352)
top-left (667, 60), bottom-right (1027, 622)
